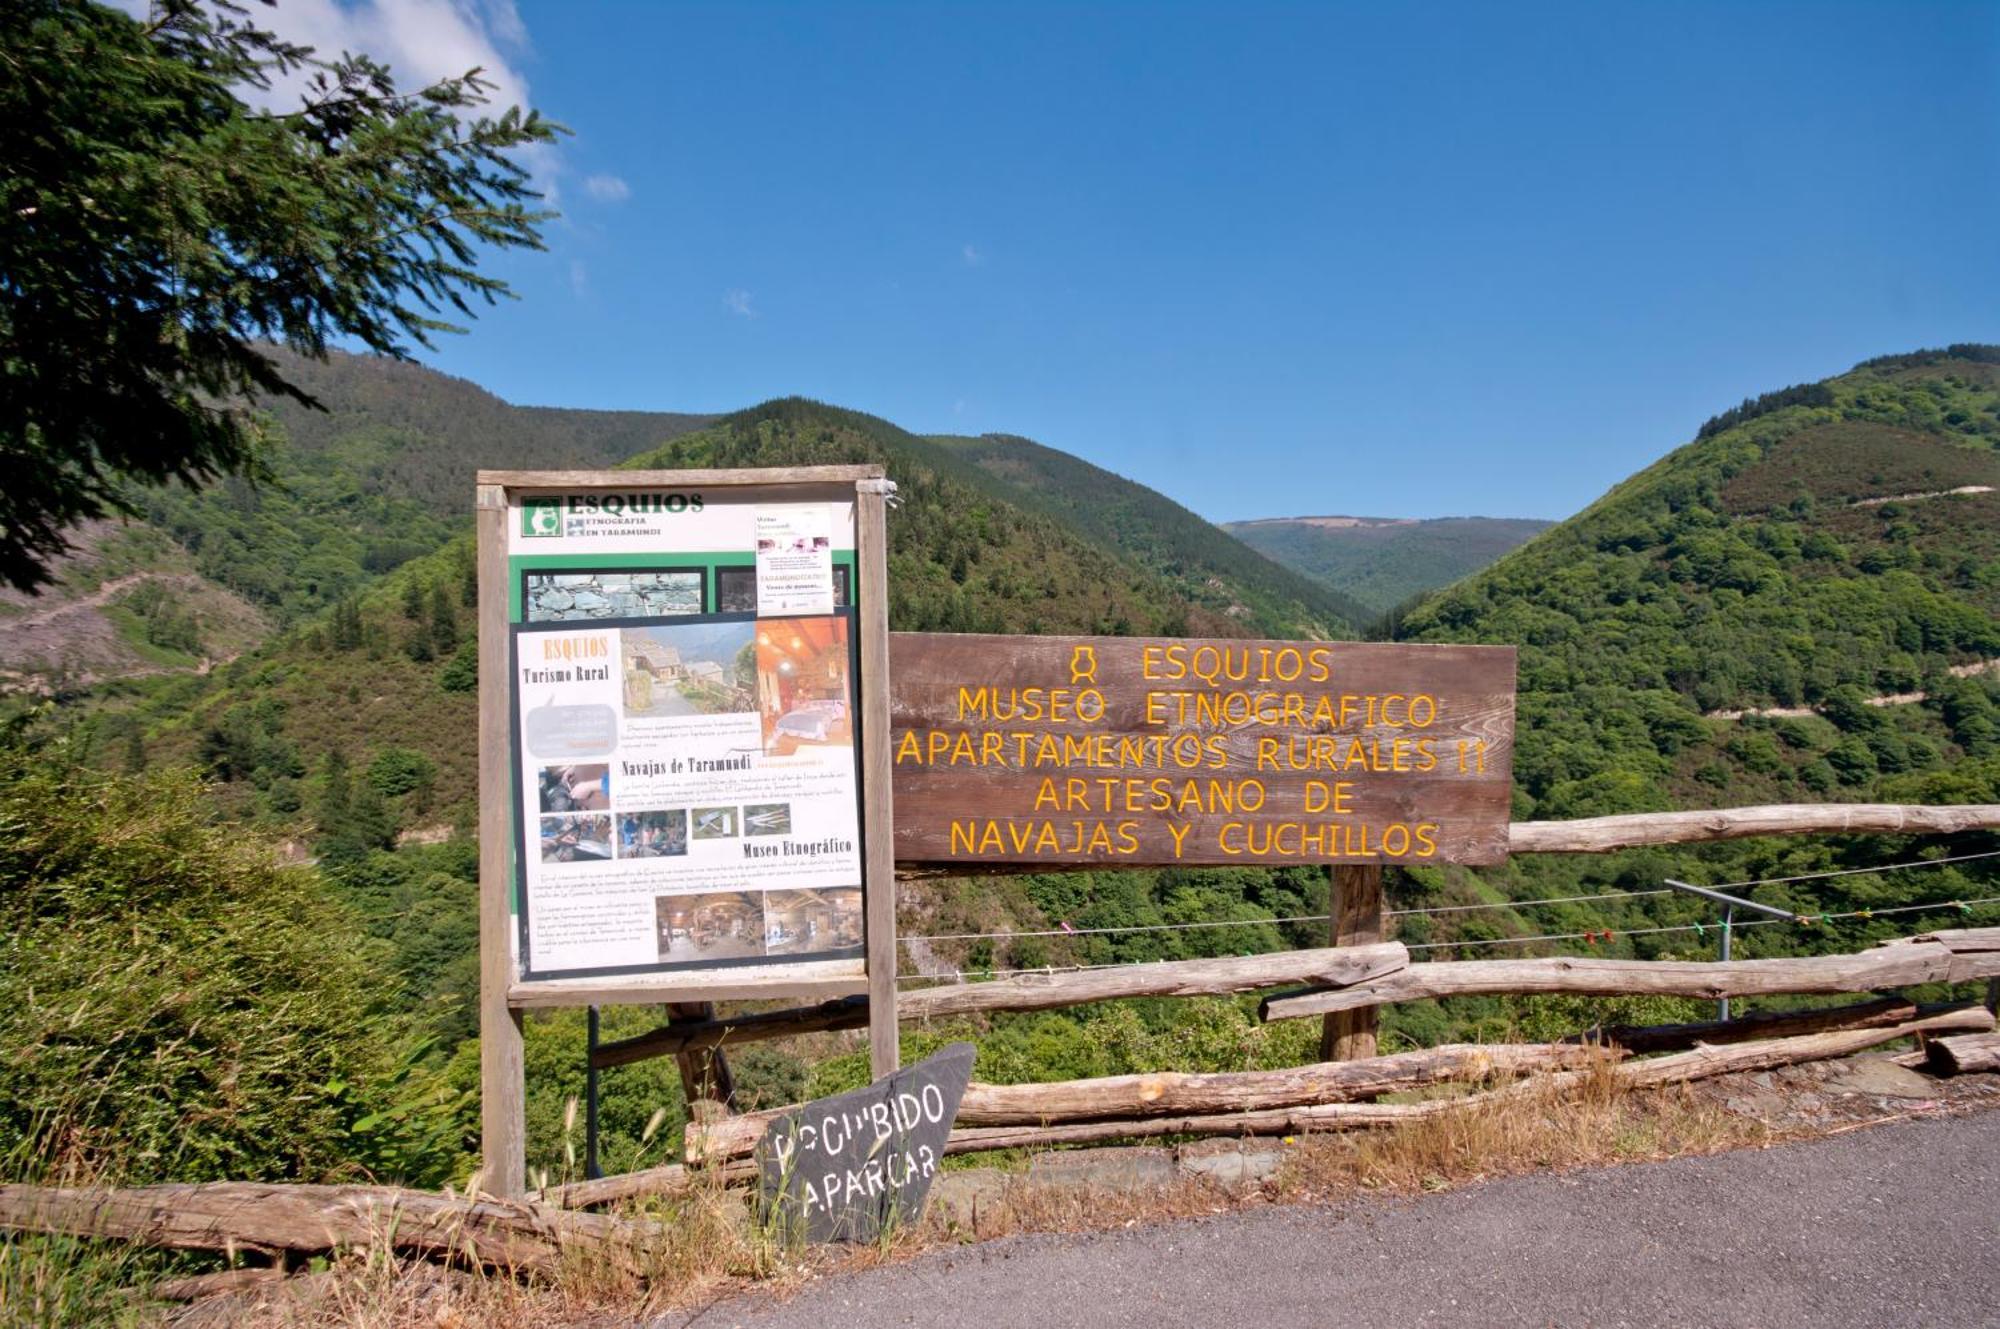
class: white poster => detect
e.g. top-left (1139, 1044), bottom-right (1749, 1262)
top-left (514, 611), bottom-right (864, 979)
top-left (755, 505), bottom-right (836, 615)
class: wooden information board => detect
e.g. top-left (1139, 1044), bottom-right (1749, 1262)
top-left (890, 634), bottom-right (1515, 866)
top-left (475, 465), bottom-right (902, 1197)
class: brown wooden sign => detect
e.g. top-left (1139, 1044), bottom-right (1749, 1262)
top-left (889, 634), bottom-right (1516, 866)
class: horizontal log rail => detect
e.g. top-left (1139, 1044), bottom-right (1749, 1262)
top-left (591, 997), bottom-right (870, 1071)
top-left (685, 1041), bottom-right (1606, 1163)
top-left (899, 941), bottom-right (1408, 1021)
top-left (1926, 1031), bottom-right (2000, 1075)
top-left (943, 1006), bottom-right (1994, 1155)
top-left (0, 1182), bottom-right (649, 1276)
top-left (1505, 802), bottom-right (2000, 854)
top-left (1567, 996), bottom-right (1925, 1054)
top-left (1260, 929), bottom-right (2000, 1022)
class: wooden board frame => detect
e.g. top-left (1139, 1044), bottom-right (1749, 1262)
top-left (477, 466), bottom-right (898, 1197)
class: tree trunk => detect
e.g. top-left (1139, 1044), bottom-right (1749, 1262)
top-left (1590, 1006), bottom-right (1989, 1092)
top-left (950, 1043), bottom-right (1609, 1126)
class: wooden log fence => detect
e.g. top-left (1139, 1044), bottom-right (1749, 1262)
top-left (579, 930), bottom-right (2000, 1078)
top-left (11, 1005), bottom-right (1987, 1260)
top-left (940, 1005), bottom-right (1995, 1155)
top-left (667, 1001), bottom-right (1998, 1175)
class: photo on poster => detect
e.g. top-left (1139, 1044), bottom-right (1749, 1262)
top-left (620, 621), bottom-right (756, 718)
top-left (616, 809), bottom-right (687, 858)
top-left (757, 615), bottom-right (853, 755)
top-left (657, 891), bottom-right (765, 963)
top-left (540, 813), bottom-right (613, 863)
top-left (538, 763), bottom-right (609, 813)
top-left (716, 565), bottom-right (758, 613)
top-left (717, 564), bottom-right (850, 613)
top-left (764, 888), bottom-right (863, 955)
top-left (524, 568), bottom-right (704, 622)
top-left (743, 802), bottom-right (792, 836)
top-left (691, 805), bottom-right (739, 840)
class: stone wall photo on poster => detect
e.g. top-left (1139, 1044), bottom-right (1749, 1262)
top-left (523, 566), bottom-right (706, 622)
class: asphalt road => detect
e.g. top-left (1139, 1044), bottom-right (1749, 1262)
top-left (657, 1111), bottom-right (2000, 1329)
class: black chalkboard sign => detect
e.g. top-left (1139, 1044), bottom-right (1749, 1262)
top-left (757, 1042), bottom-right (976, 1243)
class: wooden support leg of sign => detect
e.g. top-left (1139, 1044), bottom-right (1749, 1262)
top-left (476, 483), bottom-right (528, 1198)
top-left (857, 479), bottom-right (900, 1079)
top-left (1321, 864), bottom-right (1385, 1062)
top-left (665, 1002), bottom-right (736, 1113)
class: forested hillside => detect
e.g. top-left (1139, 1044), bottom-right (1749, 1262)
top-left (928, 432), bottom-right (1374, 633)
top-left (138, 349), bottom-right (717, 624)
top-left (0, 352), bottom-right (720, 692)
top-left (632, 403), bottom-right (1357, 638)
top-left (1226, 514), bottom-right (1553, 615)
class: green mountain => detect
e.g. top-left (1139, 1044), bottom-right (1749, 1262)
top-left (1224, 515), bottom-right (1554, 616)
top-left (1400, 345), bottom-right (2000, 822)
top-left (926, 433), bottom-right (1375, 633)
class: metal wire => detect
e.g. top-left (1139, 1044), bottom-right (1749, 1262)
top-left (897, 894), bottom-right (2000, 979)
top-left (1701, 848), bottom-right (2000, 893)
top-left (904, 887), bottom-right (1675, 944)
top-left (901, 849), bottom-right (1999, 947)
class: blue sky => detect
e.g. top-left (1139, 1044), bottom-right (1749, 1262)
top-left (348, 1), bottom-right (1997, 523)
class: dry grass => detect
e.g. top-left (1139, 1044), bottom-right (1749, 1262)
top-left (1276, 1061), bottom-right (1770, 1198)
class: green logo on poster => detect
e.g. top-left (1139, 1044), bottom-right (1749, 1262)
top-left (521, 499), bottom-right (562, 538)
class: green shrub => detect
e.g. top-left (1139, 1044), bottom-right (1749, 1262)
top-left (0, 741), bottom-right (455, 1185)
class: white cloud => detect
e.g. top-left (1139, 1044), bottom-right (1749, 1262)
top-left (584, 174), bottom-right (632, 203)
top-left (962, 243), bottom-right (984, 267)
top-left (474, 0), bottom-right (530, 51)
top-left (723, 289), bottom-right (758, 319)
top-left (569, 259), bottom-right (589, 297)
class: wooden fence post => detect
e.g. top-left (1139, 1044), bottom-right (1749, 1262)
top-left (665, 1001), bottom-right (735, 1114)
top-left (1321, 864), bottom-right (1384, 1061)
top-left (476, 483), bottom-right (527, 1197)
top-left (857, 477), bottom-right (900, 1079)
